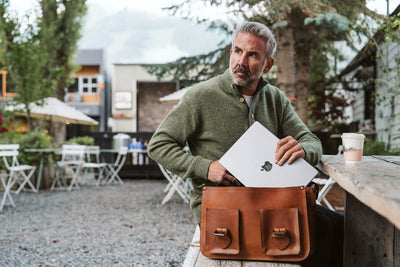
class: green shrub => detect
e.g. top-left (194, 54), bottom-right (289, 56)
top-left (14, 131), bottom-right (54, 166)
top-left (66, 136), bottom-right (95, 146)
top-left (363, 138), bottom-right (400, 156)
top-left (0, 130), bottom-right (54, 166)
top-left (0, 131), bottom-right (20, 144)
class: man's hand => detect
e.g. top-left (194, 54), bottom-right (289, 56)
top-left (274, 136), bottom-right (305, 166)
top-left (207, 161), bottom-right (241, 186)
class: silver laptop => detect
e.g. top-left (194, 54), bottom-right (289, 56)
top-left (219, 121), bottom-right (318, 187)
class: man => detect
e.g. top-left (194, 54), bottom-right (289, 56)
top-left (148, 22), bottom-right (342, 266)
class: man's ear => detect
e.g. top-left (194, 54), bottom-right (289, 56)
top-left (263, 58), bottom-right (274, 73)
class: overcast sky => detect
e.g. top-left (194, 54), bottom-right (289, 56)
top-left (8, 0), bottom-right (400, 65)
top-left (79, 0), bottom-right (231, 64)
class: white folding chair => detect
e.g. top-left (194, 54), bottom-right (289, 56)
top-left (106, 147), bottom-right (128, 185)
top-left (0, 144), bottom-right (37, 195)
top-left (82, 146), bottom-right (108, 186)
top-left (0, 173), bottom-right (14, 211)
top-left (158, 163), bottom-right (192, 205)
top-left (50, 144), bottom-right (86, 191)
top-left (313, 176), bottom-right (336, 210)
top-left (312, 145), bottom-right (342, 211)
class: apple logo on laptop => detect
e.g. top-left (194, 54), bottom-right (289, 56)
top-left (261, 161), bottom-right (273, 172)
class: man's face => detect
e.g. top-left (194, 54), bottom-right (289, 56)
top-left (229, 32), bottom-right (269, 87)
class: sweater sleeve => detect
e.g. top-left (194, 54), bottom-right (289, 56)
top-left (280, 97), bottom-right (322, 166)
top-left (147, 91), bottom-right (212, 180)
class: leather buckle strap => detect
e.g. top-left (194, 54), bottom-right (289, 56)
top-left (271, 227), bottom-right (290, 250)
top-left (214, 228), bottom-right (232, 249)
top-left (214, 228), bottom-right (229, 237)
top-left (272, 228), bottom-right (287, 238)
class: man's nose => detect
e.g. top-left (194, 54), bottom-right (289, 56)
top-left (238, 53), bottom-right (248, 67)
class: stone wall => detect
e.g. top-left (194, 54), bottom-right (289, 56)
top-left (137, 81), bottom-right (176, 132)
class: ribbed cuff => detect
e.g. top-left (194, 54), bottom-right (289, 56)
top-left (192, 156), bottom-right (213, 180)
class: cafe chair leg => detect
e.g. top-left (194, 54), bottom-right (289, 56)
top-left (0, 174), bottom-right (16, 211)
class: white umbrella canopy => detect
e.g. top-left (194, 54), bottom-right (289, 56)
top-left (159, 87), bottom-right (192, 104)
top-left (6, 97), bottom-right (98, 125)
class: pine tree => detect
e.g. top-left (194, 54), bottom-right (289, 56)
top-left (147, 0), bottom-right (380, 126)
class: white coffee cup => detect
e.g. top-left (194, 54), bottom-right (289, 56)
top-left (341, 133), bottom-right (366, 163)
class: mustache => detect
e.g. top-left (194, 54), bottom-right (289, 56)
top-left (233, 65), bottom-right (250, 76)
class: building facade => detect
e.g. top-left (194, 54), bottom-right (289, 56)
top-left (111, 64), bottom-right (177, 133)
top-left (66, 49), bottom-right (111, 134)
top-left (337, 5), bottom-right (400, 149)
top-left (375, 41), bottom-right (400, 148)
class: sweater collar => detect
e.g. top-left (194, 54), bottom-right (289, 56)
top-left (221, 69), bottom-right (269, 96)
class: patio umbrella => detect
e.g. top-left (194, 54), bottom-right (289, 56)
top-left (159, 87), bottom-right (192, 104)
top-left (6, 97), bottom-right (98, 125)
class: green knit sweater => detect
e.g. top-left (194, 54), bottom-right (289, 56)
top-left (148, 69), bottom-right (322, 223)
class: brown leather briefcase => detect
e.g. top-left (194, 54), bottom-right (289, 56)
top-left (200, 186), bottom-right (316, 262)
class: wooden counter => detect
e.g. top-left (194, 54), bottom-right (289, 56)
top-left (320, 155), bottom-right (400, 266)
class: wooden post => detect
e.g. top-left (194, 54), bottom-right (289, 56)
top-left (1, 70), bottom-right (7, 101)
top-left (344, 193), bottom-right (398, 266)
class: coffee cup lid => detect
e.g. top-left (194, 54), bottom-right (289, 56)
top-left (341, 133), bottom-right (366, 139)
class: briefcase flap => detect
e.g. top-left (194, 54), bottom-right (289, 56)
top-left (200, 186), bottom-right (315, 261)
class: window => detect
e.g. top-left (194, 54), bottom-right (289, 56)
top-left (70, 76), bottom-right (99, 94)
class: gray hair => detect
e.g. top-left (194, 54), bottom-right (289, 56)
top-left (232, 22), bottom-right (277, 59)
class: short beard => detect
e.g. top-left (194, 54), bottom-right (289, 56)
top-left (229, 61), bottom-right (266, 86)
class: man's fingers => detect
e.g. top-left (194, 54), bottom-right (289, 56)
top-left (277, 147), bottom-right (302, 165)
top-left (275, 138), bottom-right (297, 163)
top-left (220, 179), bottom-right (232, 186)
top-left (220, 176), bottom-right (237, 186)
top-left (287, 150), bottom-right (305, 164)
top-left (223, 173), bottom-right (241, 186)
top-left (275, 136), bottom-right (305, 166)
top-left (208, 161), bottom-right (241, 185)
top-left (275, 136), bottom-right (291, 154)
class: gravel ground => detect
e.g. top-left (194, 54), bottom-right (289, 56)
top-left (0, 179), bottom-right (196, 266)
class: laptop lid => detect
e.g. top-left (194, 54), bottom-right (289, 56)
top-left (219, 121), bottom-right (318, 187)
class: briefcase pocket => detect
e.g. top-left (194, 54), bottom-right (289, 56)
top-left (204, 208), bottom-right (240, 255)
top-left (260, 208), bottom-right (301, 256)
